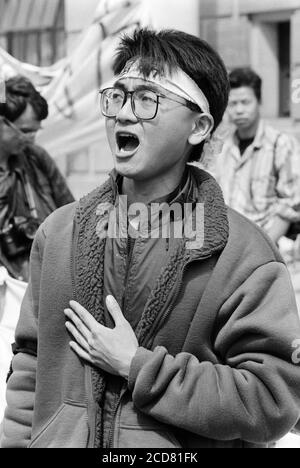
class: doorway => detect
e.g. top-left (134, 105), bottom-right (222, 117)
top-left (251, 16), bottom-right (291, 118)
top-left (278, 21), bottom-right (291, 117)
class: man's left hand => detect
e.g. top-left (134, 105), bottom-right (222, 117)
top-left (64, 295), bottom-right (138, 379)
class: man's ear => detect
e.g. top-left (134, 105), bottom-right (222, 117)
top-left (188, 113), bottom-right (214, 146)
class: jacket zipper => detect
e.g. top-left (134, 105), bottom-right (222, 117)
top-left (71, 219), bottom-right (79, 302)
top-left (108, 256), bottom-right (213, 446)
top-left (121, 235), bottom-right (135, 313)
top-left (85, 366), bottom-right (96, 448)
top-left (107, 237), bottom-right (135, 448)
top-left (107, 382), bottom-right (127, 448)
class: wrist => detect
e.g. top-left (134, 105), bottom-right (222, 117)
top-left (119, 348), bottom-right (138, 380)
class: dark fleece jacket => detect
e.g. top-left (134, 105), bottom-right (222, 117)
top-left (1, 167), bottom-right (300, 448)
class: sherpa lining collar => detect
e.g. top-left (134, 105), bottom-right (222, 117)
top-left (76, 166), bottom-right (229, 260)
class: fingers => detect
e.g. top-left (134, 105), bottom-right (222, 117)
top-left (69, 341), bottom-right (93, 364)
top-left (106, 295), bottom-right (126, 327)
top-left (64, 308), bottom-right (91, 341)
top-left (68, 301), bottom-right (98, 330)
top-left (65, 321), bottom-right (90, 353)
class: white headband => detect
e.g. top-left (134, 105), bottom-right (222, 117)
top-left (114, 62), bottom-right (211, 114)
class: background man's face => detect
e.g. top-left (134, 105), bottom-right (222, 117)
top-left (227, 86), bottom-right (260, 131)
top-left (105, 77), bottom-right (196, 183)
top-left (13, 103), bottom-right (42, 144)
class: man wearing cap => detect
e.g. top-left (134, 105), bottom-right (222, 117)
top-left (1, 29), bottom-right (300, 449)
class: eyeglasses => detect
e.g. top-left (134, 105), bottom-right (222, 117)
top-left (99, 87), bottom-right (200, 121)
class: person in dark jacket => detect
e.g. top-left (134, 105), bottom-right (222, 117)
top-left (0, 76), bottom-right (74, 281)
top-left (1, 29), bottom-right (300, 449)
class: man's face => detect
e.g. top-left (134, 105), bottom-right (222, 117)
top-left (13, 103), bottom-right (42, 144)
top-left (105, 78), bottom-right (197, 182)
top-left (227, 86), bottom-right (260, 131)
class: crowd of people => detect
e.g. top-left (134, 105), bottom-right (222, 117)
top-left (0, 28), bottom-right (300, 448)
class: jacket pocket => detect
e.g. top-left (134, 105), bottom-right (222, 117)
top-left (114, 397), bottom-right (182, 449)
top-left (116, 425), bottom-right (182, 449)
top-left (28, 402), bottom-right (89, 448)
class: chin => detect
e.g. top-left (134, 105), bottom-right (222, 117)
top-left (235, 120), bottom-right (250, 128)
top-left (114, 161), bottom-right (139, 179)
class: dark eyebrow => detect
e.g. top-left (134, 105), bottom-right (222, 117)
top-left (113, 80), bottom-right (163, 94)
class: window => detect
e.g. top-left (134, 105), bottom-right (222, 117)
top-left (0, 0), bottom-right (65, 66)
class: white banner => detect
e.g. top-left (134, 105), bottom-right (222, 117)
top-left (0, 0), bottom-right (152, 159)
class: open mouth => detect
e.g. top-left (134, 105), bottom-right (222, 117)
top-left (116, 132), bottom-right (140, 153)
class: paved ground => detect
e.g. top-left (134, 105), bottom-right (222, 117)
top-left (276, 433), bottom-right (300, 448)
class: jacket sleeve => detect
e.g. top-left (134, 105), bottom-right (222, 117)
top-left (0, 227), bottom-right (45, 448)
top-left (128, 261), bottom-right (300, 444)
top-left (273, 134), bottom-right (300, 223)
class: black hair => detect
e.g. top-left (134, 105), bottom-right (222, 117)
top-left (113, 28), bottom-right (230, 162)
top-left (229, 67), bottom-right (262, 103)
top-left (0, 75), bottom-right (48, 122)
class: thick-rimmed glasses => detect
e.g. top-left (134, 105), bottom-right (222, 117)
top-left (99, 87), bottom-right (200, 121)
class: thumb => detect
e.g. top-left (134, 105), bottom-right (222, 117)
top-left (106, 295), bottom-right (126, 326)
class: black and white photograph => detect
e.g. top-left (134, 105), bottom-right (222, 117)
top-left (0, 0), bottom-right (300, 451)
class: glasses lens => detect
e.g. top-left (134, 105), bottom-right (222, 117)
top-left (101, 88), bottom-right (125, 117)
top-left (133, 89), bottom-right (158, 120)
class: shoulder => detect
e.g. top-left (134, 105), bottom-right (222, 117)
top-left (29, 202), bottom-right (77, 264)
top-left (25, 143), bottom-right (51, 159)
top-left (25, 143), bottom-right (57, 170)
top-left (38, 201), bottom-right (78, 240)
top-left (210, 208), bottom-right (287, 292)
top-left (226, 207), bottom-right (284, 264)
top-left (263, 122), bottom-right (298, 148)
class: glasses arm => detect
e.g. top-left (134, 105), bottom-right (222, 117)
top-left (158, 93), bottom-right (201, 112)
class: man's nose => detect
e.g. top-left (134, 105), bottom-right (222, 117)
top-left (116, 96), bottom-right (138, 123)
top-left (235, 104), bottom-right (245, 114)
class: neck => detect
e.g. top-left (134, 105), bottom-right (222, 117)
top-left (237, 118), bottom-right (260, 140)
top-left (121, 167), bottom-right (186, 205)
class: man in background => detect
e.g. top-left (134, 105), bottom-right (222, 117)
top-left (213, 67), bottom-right (300, 245)
top-left (0, 76), bottom-right (74, 281)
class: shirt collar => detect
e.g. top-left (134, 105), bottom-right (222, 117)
top-left (251, 119), bottom-right (265, 149)
top-left (231, 119), bottom-right (265, 151)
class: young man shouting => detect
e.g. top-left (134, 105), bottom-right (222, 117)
top-left (1, 29), bottom-right (300, 449)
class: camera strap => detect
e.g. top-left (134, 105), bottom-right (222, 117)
top-left (22, 172), bottom-right (39, 220)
